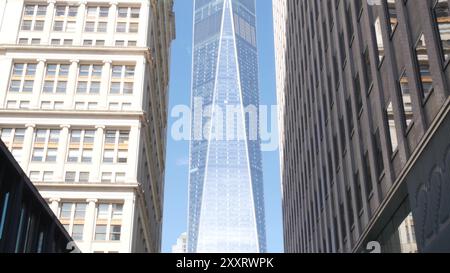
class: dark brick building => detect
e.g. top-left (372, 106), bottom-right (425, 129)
top-left (275, 0), bottom-right (450, 253)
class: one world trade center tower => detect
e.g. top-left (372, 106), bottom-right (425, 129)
top-left (187, 0), bottom-right (266, 253)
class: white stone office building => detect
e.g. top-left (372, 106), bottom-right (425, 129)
top-left (272, 0), bottom-right (287, 189)
top-left (171, 232), bottom-right (186, 253)
top-left (0, 0), bottom-right (175, 253)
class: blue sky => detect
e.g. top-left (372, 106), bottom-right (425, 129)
top-left (161, 0), bottom-right (283, 253)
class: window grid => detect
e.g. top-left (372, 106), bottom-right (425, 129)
top-left (110, 65), bottom-right (135, 95)
top-left (102, 130), bottom-right (129, 164)
top-left (0, 128), bottom-right (25, 163)
top-left (59, 202), bottom-right (87, 241)
top-left (85, 6), bottom-right (109, 32)
top-left (8, 63), bottom-right (37, 93)
top-left (43, 63), bottom-right (70, 94)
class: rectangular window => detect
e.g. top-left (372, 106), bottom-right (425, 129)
top-left (31, 148), bottom-right (44, 161)
top-left (97, 204), bottom-right (109, 219)
top-left (110, 225), bottom-right (121, 241)
top-left (116, 22), bottom-right (126, 32)
top-left (94, 203), bottom-right (123, 241)
top-left (85, 6), bottom-right (109, 33)
top-left (74, 204), bottom-right (86, 219)
top-left (103, 149), bottom-right (114, 163)
top-left (385, 100), bottom-right (398, 153)
top-left (374, 130), bottom-right (384, 178)
top-left (83, 40), bottom-right (93, 46)
top-left (415, 34), bottom-right (434, 99)
top-left (101, 172), bottom-right (112, 182)
top-left (374, 17), bottom-right (385, 64)
top-left (14, 129), bottom-right (25, 143)
top-left (81, 149), bottom-right (93, 163)
top-left (68, 130), bottom-right (96, 163)
top-left (115, 173), bottom-right (126, 183)
top-left (363, 152), bottom-right (373, 196)
top-left (112, 204), bottom-right (123, 219)
top-left (94, 225), bottom-right (107, 240)
top-left (117, 150), bottom-right (128, 163)
top-left (9, 63), bottom-right (36, 93)
top-left (31, 129), bottom-right (60, 162)
top-left (87, 102), bottom-right (98, 110)
top-left (46, 148), bottom-right (57, 162)
top-left (398, 70), bottom-right (413, 129)
top-left (103, 130), bottom-right (130, 164)
top-left (54, 5), bottom-right (77, 32)
top-left (6, 101), bottom-right (16, 109)
top-left (41, 101), bottom-right (51, 109)
top-left (116, 7), bottom-right (140, 33)
top-left (110, 65), bottom-right (135, 94)
top-left (65, 172), bottom-right (76, 182)
top-left (79, 172), bottom-right (89, 182)
top-left (77, 64), bottom-right (102, 94)
top-left (51, 39), bottom-right (61, 45)
top-left (21, 4), bottom-right (47, 31)
top-left (84, 130), bottom-right (95, 144)
top-left (118, 131), bottom-right (129, 144)
top-left (363, 48), bottom-right (373, 92)
top-left (19, 101), bottom-right (30, 109)
top-left (29, 171), bottom-right (40, 181)
top-left (109, 103), bottom-right (120, 110)
top-left (105, 130), bottom-right (116, 144)
top-left (354, 74), bottom-right (363, 112)
top-left (67, 149), bottom-right (80, 162)
top-left (72, 224), bottom-right (84, 241)
top-left (433, 0), bottom-right (450, 63)
top-left (59, 202), bottom-right (87, 242)
top-left (54, 102), bottom-right (64, 110)
top-left (60, 203), bottom-right (73, 219)
top-left (115, 40), bottom-right (125, 46)
top-left (70, 130), bottom-right (82, 143)
top-left (386, 0), bottom-right (398, 34)
top-left (74, 102), bottom-right (85, 110)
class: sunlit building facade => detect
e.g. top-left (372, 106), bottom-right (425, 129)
top-left (188, 0), bottom-right (266, 253)
top-left (0, 0), bottom-right (175, 253)
top-left (171, 232), bottom-right (187, 253)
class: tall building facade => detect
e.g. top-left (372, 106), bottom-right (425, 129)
top-left (0, 0), bottom-right (175, 253)
top-left (188, 0), bottom-right (266, 253)
top-left (0, 139), bottom-right (75, 253)
top-left (274, 0), bottom-right (450, 253)
top-left (171, 232), bottom-right (187, 253)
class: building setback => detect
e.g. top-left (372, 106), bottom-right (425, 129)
top-left (0, 139), bottom-right (74, 253)
top-left (188, 0), bottom-right (266, 253)
top-left (274, 0), bottom-right (450, 253)
top-left (0, 0), bottom-right (175, 253)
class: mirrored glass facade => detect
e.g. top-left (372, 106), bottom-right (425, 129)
top-left (188, 0), bottom-right (266, 253)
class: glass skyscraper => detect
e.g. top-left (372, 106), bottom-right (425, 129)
top-left (188, 0), bottom-right (266, 253)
